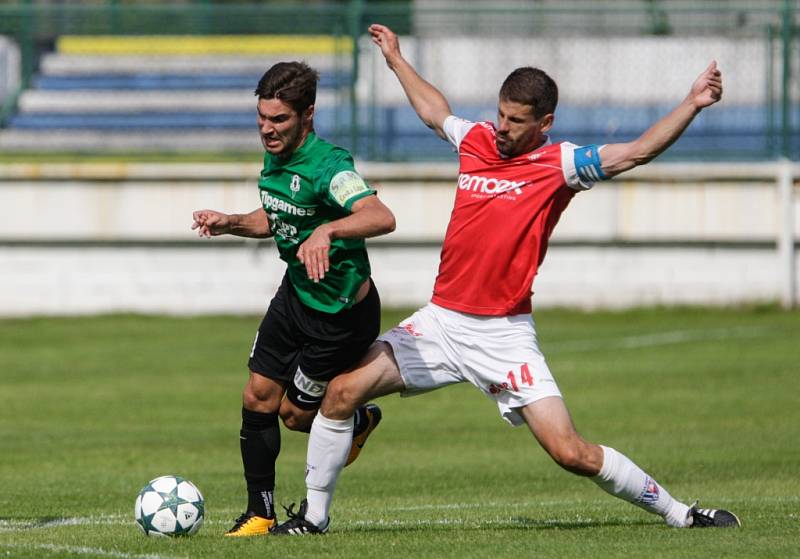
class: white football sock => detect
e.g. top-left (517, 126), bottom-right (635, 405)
top-left (592, 445), bottom-right (690, 527)
top-left (303, 413), bottom-right (354, 528)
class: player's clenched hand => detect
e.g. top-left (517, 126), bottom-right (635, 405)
top-left (297, 225), bottom-right (332, 283)
top-left (191, 209), bottom-right (231, 238)
top-left (688, 61), bottom-right (723, 110)
top-left (368, 24), bottom-right (402, 67)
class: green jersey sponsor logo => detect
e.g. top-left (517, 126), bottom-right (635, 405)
top-left (260, 190), bottom-right (316, 217)
top-left (266, 211), bottom-right (299, 244)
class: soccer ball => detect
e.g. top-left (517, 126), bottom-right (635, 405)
top-left (134, 475), bottom-right (204, 537)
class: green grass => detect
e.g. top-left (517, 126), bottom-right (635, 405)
top-left (1, 306), bottom-right (798, 558)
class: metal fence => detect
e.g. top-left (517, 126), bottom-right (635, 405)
top-left (0, 0), bottom-right (797, 161)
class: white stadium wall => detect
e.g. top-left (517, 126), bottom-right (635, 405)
top-left (0, 162), bottom-right (797, 316)
top-left (359, 36), bottom-right (765, 107)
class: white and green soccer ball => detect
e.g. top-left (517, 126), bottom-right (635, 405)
top-left (134, 475), bottom-right (204, 537)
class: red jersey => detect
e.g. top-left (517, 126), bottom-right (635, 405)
top-left (430, 116), bottom-right (597, 316)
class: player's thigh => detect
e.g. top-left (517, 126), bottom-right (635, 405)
top-left (321, 341), bottom-right (406, 418)
top-left (274, 341), bottom-right (399, 430)
top-left (453, 310), bottom-right (562, 426)
top-left (376, 304), bottom-right (464, 395)
top-left (519, 396), bottom-right (580, 447)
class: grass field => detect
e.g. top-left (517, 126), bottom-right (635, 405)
top-left (1, 306), bottom-right (798, 558)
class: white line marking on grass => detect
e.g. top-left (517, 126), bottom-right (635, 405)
top-left (0, 543), bottom-right (184, 559)
top-left (545, 325), bottom-right (775, 354)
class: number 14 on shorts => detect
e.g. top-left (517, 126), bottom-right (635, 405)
top-left (488, 363), bottom-right (534, 394)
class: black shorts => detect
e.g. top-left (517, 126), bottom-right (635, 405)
top-left (248, 273), bottom-right (381, 410)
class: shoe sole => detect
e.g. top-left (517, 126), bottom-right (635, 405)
top-left (224, 517), bottom-right (275, 536)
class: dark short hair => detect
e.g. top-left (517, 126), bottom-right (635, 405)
top-left (254, 61), bottom-right (319, 115)
top-left (499, 67), bottom-right (558, 119)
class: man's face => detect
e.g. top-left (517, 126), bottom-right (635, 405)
top-left (257, 97), bottom-right (313, 157)
top-left (495, 98), bottom-right (553, 158)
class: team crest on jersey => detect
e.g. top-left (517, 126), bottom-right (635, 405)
top-left (290, 174), bottom-right (301, 198)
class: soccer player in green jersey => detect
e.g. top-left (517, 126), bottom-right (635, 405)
top-left (191, 61), bottom-right (396, 536)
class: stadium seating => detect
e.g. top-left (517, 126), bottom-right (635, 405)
top-left (0, 34), bottom-right (775, 159)
top-left (0, 35), bottom-right (354, 154)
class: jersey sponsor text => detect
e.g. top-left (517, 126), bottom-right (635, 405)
top-left (457, 172), bottom-right (526, 196)
top-left (260, 190), bottom-right (316, 216)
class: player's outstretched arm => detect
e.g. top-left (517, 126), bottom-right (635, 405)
top-left (599, 61), bottom-right (723, 178)
top-left (191, 208), bottom-right (272, 238)
top-left (368, 23), bottom-right (452, 139)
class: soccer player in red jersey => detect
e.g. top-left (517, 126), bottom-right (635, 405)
top-left (271, 25), bottom-right (739, 535)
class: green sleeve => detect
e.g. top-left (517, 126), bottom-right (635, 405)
top-left (315, 148), bottom-right (376, 212)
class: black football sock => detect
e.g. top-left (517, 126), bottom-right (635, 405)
top-left (240, 407), bottom-right (280, 519)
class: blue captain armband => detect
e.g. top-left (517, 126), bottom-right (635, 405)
top-left (574, 144), bottom-right (607, 183)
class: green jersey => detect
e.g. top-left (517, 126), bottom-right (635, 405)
top-left (258, 132), bottom-right (376, 313)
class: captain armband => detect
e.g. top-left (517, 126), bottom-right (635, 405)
top-left (573, 144), bottom-right (608, 183)
top-left (329, 170), bottom-right (371, 208)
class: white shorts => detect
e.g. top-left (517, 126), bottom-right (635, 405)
top-left (378, 303), bottom-right (562, 426)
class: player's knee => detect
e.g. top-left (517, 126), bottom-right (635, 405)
top-left (321, 377), bottom-right (361, 418)
top-left (241, 387), bottom-right (262, 410)
top-left (242, 384), bottom-right (278, 412)
top-left (552, 447), bottom-right (584, 473)
top-left (548, 440), bottom-right (597, 476)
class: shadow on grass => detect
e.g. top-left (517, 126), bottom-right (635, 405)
top-left (339, 515), bottom-right (659, 533)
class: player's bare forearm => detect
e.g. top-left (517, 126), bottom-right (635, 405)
top-left (193, 208), bottom-right (271, 238)
top-left (229, 208), bottom-right (272, 238)
top-left (325, 195), bottom-right (396, 241)
top-left (392, 59), bottom-right (452, 139)
top-left (600, 61), bottom-right (722, 178)
top-left (600, 99), bottom-right (700, 176)
top-left (368, 23), bottom-right (451, 139)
